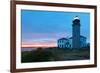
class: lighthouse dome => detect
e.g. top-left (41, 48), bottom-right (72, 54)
top-left (73, 16), bottom-right (80, 20)
top-left (72, 16), bottom-right (80, 26)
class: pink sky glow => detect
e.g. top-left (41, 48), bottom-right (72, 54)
top-left (21, 41), bottom-right (57, 48)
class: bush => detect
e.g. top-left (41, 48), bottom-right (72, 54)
top-left (21, 48), bottom-right (54, 63)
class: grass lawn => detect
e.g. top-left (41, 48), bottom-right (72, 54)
top-left (21, 47), bottom-right (90, 63)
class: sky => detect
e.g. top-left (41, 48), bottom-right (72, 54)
top-left (21, 9), bottom-right (90, 47)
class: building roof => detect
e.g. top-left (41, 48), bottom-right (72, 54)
top-left (58, 38), bottom-right (68, 41)
top-left (80, 35), bottom-right (86, 38)
top-left (69, 35), bottom-right (86, 39)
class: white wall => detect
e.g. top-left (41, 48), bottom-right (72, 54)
top-left (0, 0), bottom-right (100, 73)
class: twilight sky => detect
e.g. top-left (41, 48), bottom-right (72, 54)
top-left (21, 10), bottom-right (90, 47)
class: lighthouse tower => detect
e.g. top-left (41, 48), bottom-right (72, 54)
top-left (72, 16), bottom-right (80, 49)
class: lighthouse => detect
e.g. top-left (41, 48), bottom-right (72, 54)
top-left (72, 16), bottom-right (80, 49)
